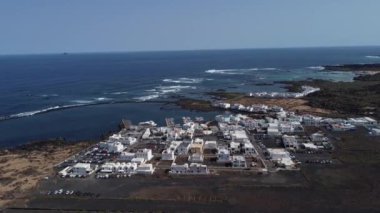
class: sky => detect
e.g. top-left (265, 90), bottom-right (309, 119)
top-left (0, 0), bottom-right (380, 54)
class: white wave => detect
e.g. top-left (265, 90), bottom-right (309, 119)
top-left (95, 97), bottom-right (112, 101)
top-left (260, 68), bottom-right (277, 71)
top-left (40, 94), bottom-right (59, 98)
top-left (156, 85), bottom-right (192, 90)
top-left (106, 91), bottom-right (128, 95)
top-left (307, 66), bottom-right (325, 70)
top-left (205, 69), bottom-right (244, 75)
top-left (134, 94), bottom-right (160, 101)
top-left (3, 104), bottom-right (84, 120)
top-left (163, 77), bottom-right (203, 84)
top-left (205, 67), bottom-right (277, 74)
top-left (72, 100), bottom-right (95, 104)
top-left (365, 55), bottom-right (380, 59)
top-left (136, 84), bottom-right (197, 102)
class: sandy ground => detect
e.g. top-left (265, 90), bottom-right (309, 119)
top-left (0, 142), bottom-right (91, 208)
top-left (225, 97), bottom-right (334, 116)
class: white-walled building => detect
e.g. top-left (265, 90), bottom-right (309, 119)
top-left (136, 163), bottom-right (155, 174)
top-left (118, 152), bottom-right (135, 162)
top-left (107, 142), bottom-right (124, 153)
top-left (243, 142), bottom-right (256, 155)
top-left (72, 163), bottom-right (92, 177)
top-left (188, 153), bottom-right (204, 163)
top-left (217, 148), bottom-right (231, 163)
top-left (170, 163), bottom-right (209, 175)
top-left (135, 148), bottom-right (153, 161)
top-left (161, 149), bottom-right (176, 161)
top-left (232, 155), bottom-right (247, 168)
top-left (229, 141), bottom-right (240, 154)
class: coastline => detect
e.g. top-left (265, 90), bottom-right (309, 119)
top-left (175, 69), bottom-right (380, 119)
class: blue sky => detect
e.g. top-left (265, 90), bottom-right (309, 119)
top-left (0, 0), bottom-right (379, 54)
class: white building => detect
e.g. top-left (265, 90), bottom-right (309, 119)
top-left (267, 148), bottom-right (295, 169)
top-left (243, 142), bottom-right (256, 155)
top-left (203, 141), bottom-right (217, 153)
top-left (142, 128), bottom-right (151, 139)
top-left (188, 163), bottom-right (209, 174)
top-left (267, 123), bottom-right (280, 136)
top-left (280, 123), bottom-right (293, 133)
top-left (118, 152), bottom-right (135, 162)
top-left (107, 142), bottom-right (124, 153)
top-left (217, 148), bottom-right (231, 163)
top-left (131, 157), bottom-right (146, 165)
top-left (136, 163), bottom-right (155, 174)
top-left (170, 163), bottom-right (189, 174)
top-left (72, 163), bottom-right (92, 177)
top-left (310, 132), bottom-right (326, 143)
top-left (126, 137), bottom-right (137, 145)
top-left (135, 148), bottom-right (153, 161)
top-left (169, 163), bottom-right (209, 175)
top-left (232, 155), bottom-right (247, 168)
top-left (282, 135), bottom-right (298, 149)
top-left (161, 149), bottom-right (176, 161)
top-left (370, 128), bottom-right (380, 136)
top-left (230, 130), bottom-right (249, 143)
top-left (188, 153), bottom-right (204, 163)
top-left (229, 141), bottom-right (240, 154)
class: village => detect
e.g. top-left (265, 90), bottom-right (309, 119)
top-left (55, 102), bottom-right (379, 181)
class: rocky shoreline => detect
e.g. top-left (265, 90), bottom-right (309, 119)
top-left (175, 67), bottom-right (380, 119)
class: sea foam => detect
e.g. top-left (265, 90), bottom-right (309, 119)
top-left (365, 55), bottom-right (380, 59)
top-left (205, 67), bottom-right (277, 74)
top-left (307, 66), bottom-right (325, 70)
top-left (163, 78), bottom-right (203, 84)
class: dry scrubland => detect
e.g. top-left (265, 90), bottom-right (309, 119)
top-left (0, 141), bottom-right (92, 207)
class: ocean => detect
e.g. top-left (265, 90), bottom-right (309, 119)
top-left (1, 46), bottom-right (380, 147)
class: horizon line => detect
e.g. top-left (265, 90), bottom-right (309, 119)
top-left (1, 44), bottom-right (380, 57)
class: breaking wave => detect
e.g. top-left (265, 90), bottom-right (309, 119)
top-left (135, 85), bottom-right (197, 102)
top-left (0, 104), bottom-right (86, 121)
top-left (163, 78), bottom-right (203, 84)
top-left (106, 91), bottom-right (128, 95)
top-left (307, 66), bottom-right (325, 70)
top-left (134, 94), bottom-right (160, 102)
top-left (205, 67), bottom-right (277, 74)
top-left (365, 55), bottom-right (380, 59)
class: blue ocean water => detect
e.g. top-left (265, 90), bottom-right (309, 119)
top-left (1, 46), bottom-right (380, 147)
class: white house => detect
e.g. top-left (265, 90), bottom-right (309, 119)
top-left (118, 152), bottom-right (135, 162)
top-left (243, 142), bottom-right (256, 155)
top-left (232, 155), bottom-right (247, 168)
top-left (136, 163), bottom-right (155, 175)
top-left (142, 128), bottom-right (151, 139)
top-left (72, 163), bottom-right (92, 177)
top-left (107, 142), bottom-right (124, 153)
top-left (188, 153), bottom-right (204, 163)
top-left (203, 141), bottom-right (217, 153)
top-left (229, 141), bottom-right (240, 154)
top-left (170, 163), bottom-right (189, 174)
top-left (310, 132), bottom-right (326, 143)
top-left (230, 130), bottom-right (249, 143)
top-left (135, 148), bottom-right (153, 161)
top-left (161, 149), bottom-right (176, 161)
top-left (267, 148), bottom-right (295, 169)
top-left (126, 137), bottom-right (137, 145)
top-left (169, 163), bottom-right (209, 175)
top-left (217, 148), bottom-right (231, 163)
top-left (131, 157), bottom-right (145, 165)
top-left (282, 135), bottom-right (298, 149)
top-left (370, 128), bottom-right (380, 136)
top-left (188, 163), bottom-right (209, 174)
